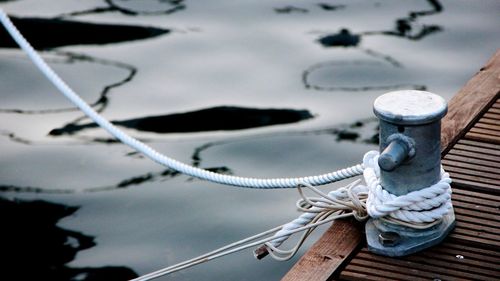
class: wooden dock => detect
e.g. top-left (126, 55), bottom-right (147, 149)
top-left (283, 49), bottom-right (500, 281)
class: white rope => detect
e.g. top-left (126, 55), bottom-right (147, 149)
top-left (0, 9), bottom-right (363, 189)
top-left (262, 179), bottom-right (368, 261)
top-left (363, 152), bottom-right (453, 224)
top-left (132, 151), bottom-right (453, 280)
top-left (0, 10), bottom-right (454, 280)
top-left (130, 184), bottom-right (359, 281)
top-left (259, 150), bottom-right (452, 260)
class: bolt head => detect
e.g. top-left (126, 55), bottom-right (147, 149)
top-left (378, 231), bottom-right (400, 247)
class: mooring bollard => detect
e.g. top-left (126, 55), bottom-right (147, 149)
top-left (365, 90), bottom-right (456, 256)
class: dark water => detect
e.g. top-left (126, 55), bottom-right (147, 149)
top-left (0, 1), bottom-right (498, 280)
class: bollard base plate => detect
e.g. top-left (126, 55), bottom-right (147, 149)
top-left (365, 209), bottom-right (456, 257)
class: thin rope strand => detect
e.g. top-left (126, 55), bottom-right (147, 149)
top-left (131, 213), bottom-right (350, 281)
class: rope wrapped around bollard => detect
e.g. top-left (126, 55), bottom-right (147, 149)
top-left (0, 10), bottom-right (454, 281)
top-left (254, 151), bottom-right (452, 261)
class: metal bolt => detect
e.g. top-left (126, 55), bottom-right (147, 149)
top-left (378, 139), bottom-right (410, 171)
top-left (378, 231), bottom-right (400, 247)
top-left (253, 245), bottom-right (269, 260)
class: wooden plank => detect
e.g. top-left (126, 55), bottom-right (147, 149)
top-left (444, 166), bottom-right (500, 182)
top-left (416, 250), bottom-right (500, 275)
top-left (452, 143), bottom-right (500, 156)
top-left (455, 221), bottom-right (499, 239)
top-left (452, 228), bottom-right (500, 246)
top-left (442, 159), bottom-right (500, 175)
top-left (457, 139), bottom-right (500, 150)
top-left (475, 122), bottom-right (500, 132)
top-left (281, 220), bottom-right (362, 281)
top-left (441, 49), bottom-right (500, 154)
top-left (447, 172), bottom-right (500, 189)
top-left (448, 233), bottom-right (500, 250)
top-left (438, 241), bottom-right (500, 258)
top-left (340, 248), bottom-right (499, 281)
top-left (477, 117), bottom-right (500, 125)
top-left (469, 127), bottom-right (500, 137)
top-left (444, 154), bottom-right (499, 169)
top-left (337, 184), bottom-right (500, 280)
top-left (347, 259), bottom-right (448, 280)
top-left (452, 200), bottom-right (499, 216)
top-left (341, 270), bottom-right (398, 281)
top-left (466, 131), bottom-right (500, 144)
top-left (447, 148), bottom-right (500, 163)
top-left (340, 243), bottom-right (500, 281)
top-left (285, 51), bottom-right (500, 281)
top-left (483, 112), bottom-right (500, 120)
top-left (341, 264), bottom-right (415, 281)
top-left (451, 178), bottom-right (500, 194)
top-left (452, 192), bottom-right (499, 208)
top-left (455, 213), bottom-right (500, 229)
top-left (452, 186), bottom-right (500, 201)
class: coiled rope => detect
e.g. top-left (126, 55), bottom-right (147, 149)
top-left (0, 9), bottom-right (363, 189)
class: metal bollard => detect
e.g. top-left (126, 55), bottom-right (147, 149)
top-left (365, 90), bottom-right (456, 256)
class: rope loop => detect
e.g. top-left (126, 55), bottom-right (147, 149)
top-left (262, 150), bottom-right (453, 261)
top-left (364, 152), bottom-right (453, 224)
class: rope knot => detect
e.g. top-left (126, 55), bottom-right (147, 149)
top-left (364, 151), bottom-right (453, 225)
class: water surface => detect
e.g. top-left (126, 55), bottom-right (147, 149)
top-left (1, 0), bottom-right (499, 280)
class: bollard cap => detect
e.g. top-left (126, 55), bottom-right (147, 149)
top-left (374, 90), bottom-right (447, 125)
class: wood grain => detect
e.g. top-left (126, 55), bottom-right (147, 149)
top-left (441, 49), bottom-right (500, 154)
top-left (281, 220), bottom-right (362, 281)
top-left (283, 50), bottom-right (500, 281)
top-left (340, 187), bottom-right (500, 280)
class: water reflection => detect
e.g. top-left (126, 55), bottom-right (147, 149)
top-left (361, 0), bottom-right (443, 40)
top-left (274, 6), bottom-right (308, 14)
top-left (49, 106), bottom-right (314, 136)
top-left (0, 16), bottom-right (169, 50)
top-left (0, 129), bottom-right (32, 144)
top-left (1, 118), bottom-right (377, 194)
top-left (318, 29), bottom-right (360, 48)
top-left (274, 3), bottom-right (345, 14)
top-left (0, 166), bottom-right (228, 193)
top-left (0, 197), bottom-right (137, 280)
top-left (0, 16), bottom-right (152, 117)
top-left (302, 60), bottom-right (426, 92)
top-left (0, 51), bottom-right (137, 115)
top-left (190, 118), bottom-right (379, 168)
top-left (317, 3), bottom-right (345, 11)
top-left (306, 0), bottom-right (442, 92)
top-left (56, 0), bottom-right (186, 18)
top-left (316, 0), bottom-right (443, 47)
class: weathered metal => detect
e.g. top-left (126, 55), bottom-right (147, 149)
top-left (366, 90), bottom-right (455, 256)
top-left (283, 50), bottom-right (500, 281)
